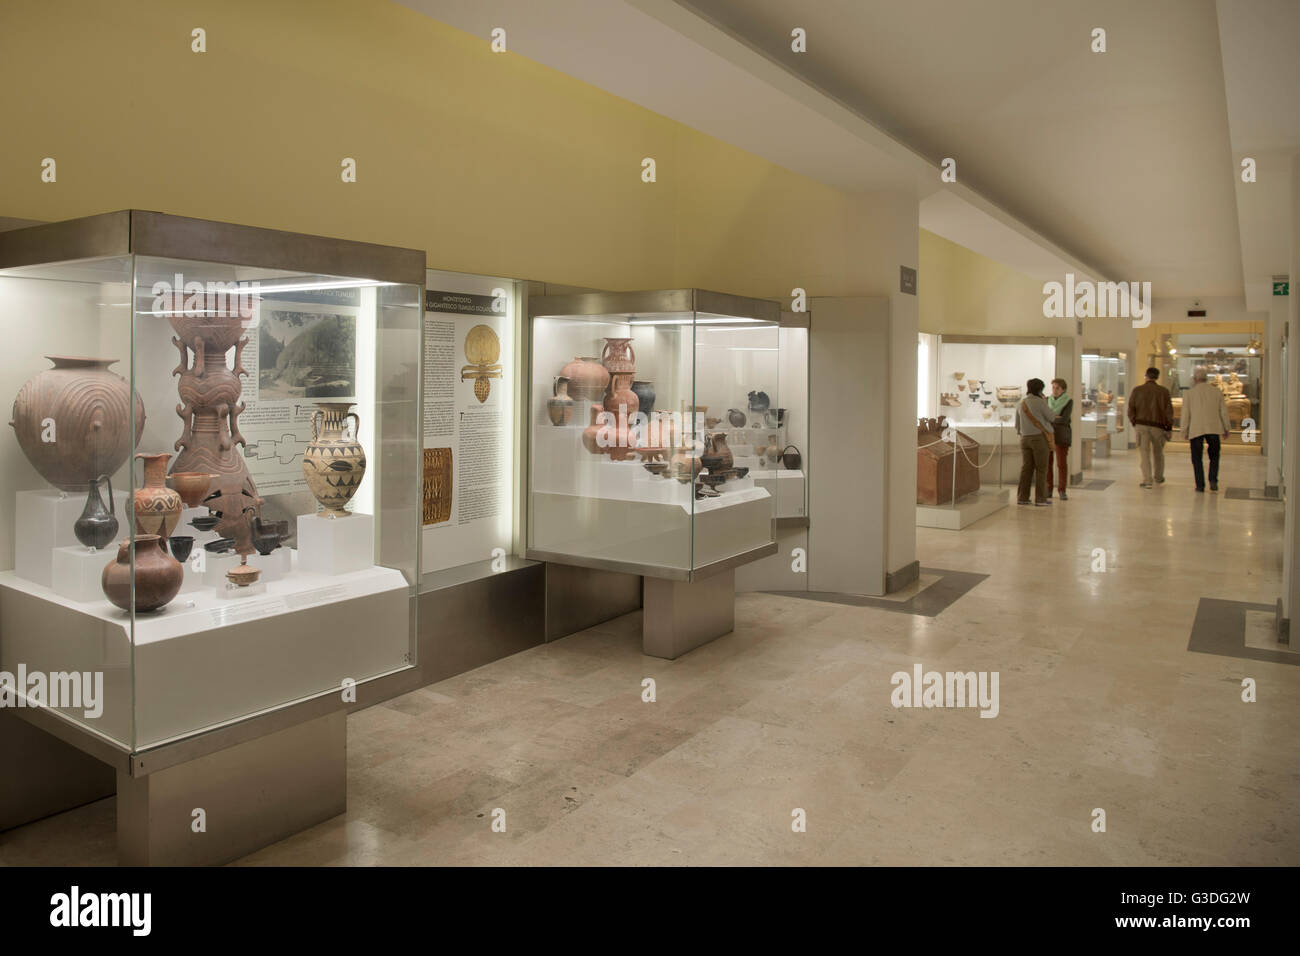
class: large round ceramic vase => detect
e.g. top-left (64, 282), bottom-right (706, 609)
top-left (560, 357), bottom-right (610, 405)
top-left (132, 452), bottom-right (183, 539)
top-left (165, 292), bottom-right (261, 554)
top-left (302, 403), bottom-right (367, 519)
top-left (9, 356), bottom-right (146, 492)
top-left (101, 534), bottom-right (184, 612)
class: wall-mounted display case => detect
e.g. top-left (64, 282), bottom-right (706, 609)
top-left (0, 211), bottom-right (423, 754)
top-left (527, 289), bottom-right (785, 580)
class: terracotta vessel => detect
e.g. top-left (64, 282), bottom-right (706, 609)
top-left (607, 424), bottom-right (638, 461)
top-left (302, 402), bottom-right (366, 518)
top-left (168, 471), bottom-right (211, 509)
top-left (581, 404), bottom-right (607, 455)
top-left (132, 453), bottom-right (183, 539)
top-left (604, 372), bottom-right (640, 417)
top-left (560, 357), bottom-right (609, 404)
top-left (166, 292), bottom-right (261, 554)
top-left (226, 556), bottom-right (261, 587)
top-left (10, 356), bottom-right (146, 492)
top-left (601, 337), bottom-right (636, 375)
top-left (74, 475), bottom-right (118, 550)
top-left (630, 381), bottom-right (656, 417)
top-left (101, 534), bottom-right (183, 612)
top-left (701, 433), bottom-right (734, 473)
top-left (547, 377), bottom-right (575, 426)
top-left (671, 448), bottom-right (702, 479)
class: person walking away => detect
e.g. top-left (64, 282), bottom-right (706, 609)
top-left (1016, 378), bottom-right (1056, 507)
top-left (1127, 367), bottom-right (1174, 488)
top-left (1046, 377), bottom-right (1073, 500)
top-left (1179, 365), bottom-right (1231, 492)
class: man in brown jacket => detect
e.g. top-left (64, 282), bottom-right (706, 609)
top-left (1127, 367), bottom-right (1174, 488)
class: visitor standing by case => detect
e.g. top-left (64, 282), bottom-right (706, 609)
top-left (1179, 365), bottom-right (1232, 492)
top-left (1046, 377), bottom-right (1073, 501)
top-left (1127, 367), bottom-right (1174, 488)
top-left (1015, 378), bottom-right (1056, 507)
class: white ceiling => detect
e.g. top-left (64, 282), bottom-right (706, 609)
top-left (403, 0), bottom-right (1296, 302)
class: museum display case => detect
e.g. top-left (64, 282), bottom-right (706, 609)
top-left (527, 289), bottom-right (785, 579)
top-left (0, 212), bottom-right (422, 752)
top-left (1081, 351), bottom-right (1127, 438)
top-left (1150, 333), bottom-right (1262, 441)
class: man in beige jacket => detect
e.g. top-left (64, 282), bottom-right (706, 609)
top-left (1180, 366), bottom-right (1232, 492)
top-left (1127, 367), bottom-right (1174, 488)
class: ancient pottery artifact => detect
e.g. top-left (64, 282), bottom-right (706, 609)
top-left (581, 404), bottom-right (607, 455)
top-left (226, 555), bottom-right (261, 588)
top-left (747, 390), bottom-right (771, 413)
top-left (727, 408), bottom-right (747, 427)
top-left (302, 402), bottom-right (366, 518)
top-left (204, 537), bottom-right (236, 554)
top-left (604, 372), bottom-right (639, 417)
top-left (422, 447), bottom-right (453, 524)
top-left (671, 447), bottom-right (702, 479)
top-left (643, 461), bottom-right (670, 477)
top-left (168, 535), bottom-right (195, 562)
top-left (547, 377), bottom-right (575, 425)
top-left (701, 432), bottom-right (734, 473)
top-left (460, 324), bottom-right (503, 403)
top-left (74, 475), bottom-right (118, 551)
top-left (249, 515), bottom-right (289, 556)
top-left (732, 466), bottom-right (750, 479)
top-left (601, 337), bottom-right (636, 375)
top-left (132, 453), bottom-right (183, 539)
top-left (781, 444), bottom-right (803, 470)
top-left (101, 534), bottom-right (183, 612)
top-left (168, 471), bottom-right (211, 509)
top-left (560, 357), bottom-right (610, 404)
top-left (165, 291), bottom-right (261, 554)
top-left (190, 514), bottom-right (220, 532)
top-left (630, 381), bottom-right (656, 417)
top-left (10, 356), bottom-right (146, 492)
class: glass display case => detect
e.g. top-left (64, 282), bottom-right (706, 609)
top-left (1081, 350), bottom-right (1127, 438)
top-left (1151, 333), bottom-right (1262, 441)
top-left (527, 289), bottom-right (785, 578)
top-left (0, 211), bottom-right (422, 752)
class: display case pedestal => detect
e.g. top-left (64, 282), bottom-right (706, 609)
top-left (643, 570), bottom-right (736, 660)
top-left (51, 545), bottom-right (111, 603)
top-left (16, 490), bottom-right (92, 588)
top-left (116, 710), bottom-right (345, 866)
top-left (297, 513), bottom-right (374, 575)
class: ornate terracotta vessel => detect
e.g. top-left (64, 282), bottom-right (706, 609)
top-left (74, 475), bottom-right (118, 551)
top-left (226, 556), bottom-right (261, 587)
top-left (302, 402), bottom-right (366, 518)
top-left (601, 337), bottom-right (636, 375)
top-left (547, 377), bottom-right (575, 425)
top-left (101, 534), bottom-right (183, 612)
top-left (701, 433), bottom-right (733, 473)
top-left (168, 471), bottom-right (211, 509)
top-left (560, 357), bottom-right (609, 404)
top-left (604, 372), bottom-right (640, 417)
top-left (10, 356), bottom-right (146, 492)
top-left (165, 292), bottom-right (261, 554)
top-left (132, 453), bottom-right (183, 538)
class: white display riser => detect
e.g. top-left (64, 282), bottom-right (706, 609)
top-left (916, 488), bottom-right (1012, 530)
top-left (532, 491), bottom-right (774, 571)
top-left (0, 562), bottom-right (408, 748)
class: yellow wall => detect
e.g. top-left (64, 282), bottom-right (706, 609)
top-left (919, 229), bottom-right (1071, 336)
top-left (0, 0), bottom-right (902, 300)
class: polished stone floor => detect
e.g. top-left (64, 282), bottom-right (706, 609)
top-left (4, 448), bottom-right (1297, 865)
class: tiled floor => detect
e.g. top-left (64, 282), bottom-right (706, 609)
top-left (4, 448), bottom-right (1298, 865)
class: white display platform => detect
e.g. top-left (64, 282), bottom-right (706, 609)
top-left (50, 545), bottom-right (110, 603)
top-left (0, 561), bottom-right (410, 747)
top-left (297, 513), bottom-right (374, 575)
top-left (14, 489), bottom-right (127, 588)
top-left (202, 551), bottom-right (241, 588)
top-left (916, 488), bottom-right (1012, 530)
top-left (250, 547), bottom-right (292, 582)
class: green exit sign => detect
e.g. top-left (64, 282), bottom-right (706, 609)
top-left (1274, 281), bottom-right (1289, 296)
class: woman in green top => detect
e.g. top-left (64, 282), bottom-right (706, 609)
top-left (1047, 378), bottom-right (1073, 500)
